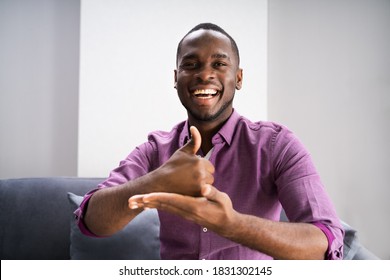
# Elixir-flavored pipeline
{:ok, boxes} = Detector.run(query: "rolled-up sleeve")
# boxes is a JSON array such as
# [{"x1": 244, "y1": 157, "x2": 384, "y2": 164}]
[
  {"x1": 313, "y1": 222, "x2": 344, "y2": 260},
  {"x1": 73, "y1": 189, "x2": 100, "y2": 237},
  {"x1": 73, "y1": 140, "x2": 157, "y2": 237},
  {"x1": 273, "y1": 128, "x2": 345, "y2": 260}
]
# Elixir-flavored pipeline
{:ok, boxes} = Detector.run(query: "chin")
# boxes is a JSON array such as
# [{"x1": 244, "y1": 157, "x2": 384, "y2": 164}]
[{"x1": 190, "y1": 107, "x2": 232, "y2": 123}]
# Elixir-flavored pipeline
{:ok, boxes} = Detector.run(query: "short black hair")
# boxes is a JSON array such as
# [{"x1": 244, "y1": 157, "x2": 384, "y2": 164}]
[{"x1": 176, "y1": 23, "x2": 240, "y2": 66}]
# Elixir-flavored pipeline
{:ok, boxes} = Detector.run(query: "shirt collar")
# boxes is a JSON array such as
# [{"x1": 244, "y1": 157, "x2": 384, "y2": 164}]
[
  {"x1": 216, "y1": 109, "x2": 241, "y2": 146},
  {"x1": 179, "y1": 109, "x2": 241, "y2": 147}
]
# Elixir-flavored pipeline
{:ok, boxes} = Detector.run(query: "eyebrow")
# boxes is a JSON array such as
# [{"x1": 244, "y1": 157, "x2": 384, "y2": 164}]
[
  {"x1": 180, "y1": 53, "x2": 231, "y2": 61},
  {"x1": 211, "y1": 53, "x2": 230, "y2": 60},
  {"x1": 181, "y1": 54, "x2": 198, "y2": 61}
]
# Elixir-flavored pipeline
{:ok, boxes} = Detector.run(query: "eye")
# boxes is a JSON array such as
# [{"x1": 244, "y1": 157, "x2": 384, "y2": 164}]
[
  {"x1": 180, "y1": 61, "x2": 198, "y2": 70},
  {"x1": 213, "y1": 61, "x2": 227, "y2": 68}
]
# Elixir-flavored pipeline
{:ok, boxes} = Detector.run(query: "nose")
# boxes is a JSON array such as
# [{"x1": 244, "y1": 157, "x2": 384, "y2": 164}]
[{"x1": 195, "y1": 65, "x2": 215, "y2": 83}]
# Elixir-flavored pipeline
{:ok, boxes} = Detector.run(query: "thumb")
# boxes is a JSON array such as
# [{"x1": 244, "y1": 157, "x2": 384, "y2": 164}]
[{"x1": 180, "y1": 126, "x2": 201, "y2": 155}]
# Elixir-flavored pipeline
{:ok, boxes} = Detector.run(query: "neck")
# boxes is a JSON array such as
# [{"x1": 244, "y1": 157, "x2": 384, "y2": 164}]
[
  {"x1": 188, "y1": 111, "x2": 232, "y2": 154},
  {"x1": 194, "y1": 124, "x2": 216, "y2": 155}
]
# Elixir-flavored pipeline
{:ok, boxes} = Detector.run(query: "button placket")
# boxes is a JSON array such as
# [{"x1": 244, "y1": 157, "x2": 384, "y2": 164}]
[
  {"x1": 198, "y1": 142, "x2": 223, "y2": 259},
  {"x1": 199, "y1": 226, "x2": 211, "y2": 260}
]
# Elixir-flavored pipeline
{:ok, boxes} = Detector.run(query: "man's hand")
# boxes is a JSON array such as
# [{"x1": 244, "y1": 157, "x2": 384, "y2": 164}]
[
  {"x1": 128, "y1": 126, "x2": 236, "y2": 235},
  {"x1": 148, "y1": 126, "x2": 215, "y2": 197},
  {"x1": 129, "y1": 183, "x2": 237, "y2": 237}
]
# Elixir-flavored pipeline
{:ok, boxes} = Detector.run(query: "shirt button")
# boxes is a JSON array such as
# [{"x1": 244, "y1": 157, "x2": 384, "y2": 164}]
[{"x1": 203, "y1": 227, "x2": 208, "y2": 232}]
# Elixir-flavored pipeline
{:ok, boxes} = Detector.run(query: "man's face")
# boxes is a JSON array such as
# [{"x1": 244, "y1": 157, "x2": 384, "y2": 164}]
[{"x1": 175, "y1": 30, "x2": 242, "y2": 124}]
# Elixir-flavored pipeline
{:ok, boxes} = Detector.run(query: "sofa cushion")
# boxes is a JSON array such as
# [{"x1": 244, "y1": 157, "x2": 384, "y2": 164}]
[
  {"x1": 0, "y1": 177, "x2": 103, "y2": 260},
  {"x1": 67, "y1": 192, "x2": 160, "y2": 260}
]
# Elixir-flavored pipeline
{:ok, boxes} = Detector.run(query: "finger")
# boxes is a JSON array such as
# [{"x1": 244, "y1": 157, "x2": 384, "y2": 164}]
[
  {"x1": 202, "y1": 167, "x2": 215, "y2": 185},
  {"x1": 201, "y1": 184, "x2": 212, "y2": 197},
  {"x1": 203, "y1": 158, "x2": 215, "y2": 174},
  {"x1": 128, "y1": 194, "x2": 147, "y2": 209},
  {"x1": 143, "y1": 192, "x2": 204, "y2": 214},
  {"x1": 179, "y1": 126, "x2": 201, "y2": 155},
  {"x1": 201, "y1": 184, "x2": 225, "y2": 203}
]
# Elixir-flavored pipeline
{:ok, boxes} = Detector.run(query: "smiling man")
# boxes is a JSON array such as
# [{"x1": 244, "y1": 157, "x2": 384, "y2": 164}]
[{"x1": 75, "y1": 23, "x2": 344, "y2": 260}]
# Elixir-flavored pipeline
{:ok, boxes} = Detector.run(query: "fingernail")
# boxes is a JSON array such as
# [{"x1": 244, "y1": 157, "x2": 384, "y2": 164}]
[
  {"x1": 129, "y1": 202, "x2": 139, "y2": 209},
  {"x1": 202, "y1": 187, "x2": 209, "y2": 196}
]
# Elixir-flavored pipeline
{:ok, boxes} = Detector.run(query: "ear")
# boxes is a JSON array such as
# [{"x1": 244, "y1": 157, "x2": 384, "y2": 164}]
[
  {"x1": 174, "y1": 69, "x2": 178, "y2": 89},
  {"x1": 235, "y1": 68, "x2": 243, "y2": 90}
]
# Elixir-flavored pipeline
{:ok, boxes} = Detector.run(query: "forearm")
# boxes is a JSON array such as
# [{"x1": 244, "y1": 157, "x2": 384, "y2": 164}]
[
  {"x1": 84, "y1": 172, "x2": 160, "y2": 236},
  {"x1": 223, "y1": 212, "x2": 328, "y2": 260}
]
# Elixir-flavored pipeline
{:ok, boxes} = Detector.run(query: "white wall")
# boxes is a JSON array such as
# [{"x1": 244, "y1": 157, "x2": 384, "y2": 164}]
[
  {"x1": 78, "y1": 0, "x2": 268, "y2": 177},
  {"x1": 0, "y1": 0, "x2": 80, "y2": 178},
  {"x1": 2, "y1": 0, "x2": 388, "y2": 260},
  {"x1": 268, "y1": 0, "x2": 390, "y2": 259}
]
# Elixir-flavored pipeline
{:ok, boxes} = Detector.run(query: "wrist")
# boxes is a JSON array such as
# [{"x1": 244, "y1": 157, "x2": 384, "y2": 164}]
[{"x1": 219, "y1": 210, "x2": 243, "y2": 239}]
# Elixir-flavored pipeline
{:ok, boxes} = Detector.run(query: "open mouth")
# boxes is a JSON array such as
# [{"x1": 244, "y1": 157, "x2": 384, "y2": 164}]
[{"x1": 193, "y1": 89, "x2": 219, "y2": 99}]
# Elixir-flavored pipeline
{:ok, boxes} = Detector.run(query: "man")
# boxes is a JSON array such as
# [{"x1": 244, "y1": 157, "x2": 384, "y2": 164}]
[{"x1": 75, "y1": 23, "x2": 344, "y2": 260}]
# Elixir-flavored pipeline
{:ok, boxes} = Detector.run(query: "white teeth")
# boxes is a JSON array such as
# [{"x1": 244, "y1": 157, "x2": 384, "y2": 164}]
[{"x1": 194, "y1": 89, "x2": 217, "y2": 95}]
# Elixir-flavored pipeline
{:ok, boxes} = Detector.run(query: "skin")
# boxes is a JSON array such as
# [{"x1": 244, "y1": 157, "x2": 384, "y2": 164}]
[{"x1": 84, "y1": 29, "x2": 328, "y2": 259}]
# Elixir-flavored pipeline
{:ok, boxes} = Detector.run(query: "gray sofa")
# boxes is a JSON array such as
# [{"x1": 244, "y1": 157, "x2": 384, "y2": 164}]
[{"x1": 0, "y1": 177, "x2": 379, "y2": 260}]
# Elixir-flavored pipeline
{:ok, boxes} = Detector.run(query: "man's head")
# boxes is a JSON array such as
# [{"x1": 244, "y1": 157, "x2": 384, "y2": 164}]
[
  {"x1": 176, "y1": 23, "x2": 240, "y2": 67},
  {"x1": 174, "y1": 23, "x2": 243, "y2": 125}
]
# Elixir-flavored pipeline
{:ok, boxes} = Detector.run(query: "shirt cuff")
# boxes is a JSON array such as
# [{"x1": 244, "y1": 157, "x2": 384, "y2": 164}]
[
  {"x1": 73, "y1": 189, "x2": 102, "y2": 238},
  {"x1": 312, "y1": 222, "x2": 343, "y2": 260}
]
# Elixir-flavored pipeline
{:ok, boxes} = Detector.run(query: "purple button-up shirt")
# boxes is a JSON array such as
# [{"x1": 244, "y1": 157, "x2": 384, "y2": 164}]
[{"x1": 75, "y1": 110, "x2": 344, "y2": 260}]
